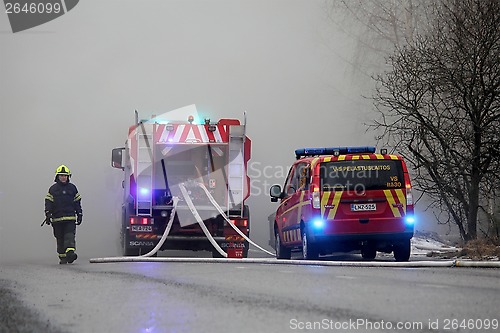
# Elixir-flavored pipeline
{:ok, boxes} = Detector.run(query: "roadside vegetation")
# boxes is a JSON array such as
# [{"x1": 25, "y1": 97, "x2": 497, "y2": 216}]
[{"x1": 330, "y1": 0, "x2": 499, "y2": 247}]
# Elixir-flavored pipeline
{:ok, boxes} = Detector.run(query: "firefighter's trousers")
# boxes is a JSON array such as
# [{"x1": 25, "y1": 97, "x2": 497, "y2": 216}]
[{"x1": 52, "y1": 221, "x2": 76, "y2": 255}]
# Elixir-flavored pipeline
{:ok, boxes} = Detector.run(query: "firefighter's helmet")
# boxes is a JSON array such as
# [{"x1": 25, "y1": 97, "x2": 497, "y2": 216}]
[{"x1": 55, "y1": 164, "x2": 71, "y2": 181}]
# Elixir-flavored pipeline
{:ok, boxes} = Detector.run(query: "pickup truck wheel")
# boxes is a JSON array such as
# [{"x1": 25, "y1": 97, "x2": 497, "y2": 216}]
[
  {"x1": 302, "y1": 230, "x2": 319, "y2": 260},
  {"x1": 393, "y1": 239, "x2": 411, "y2": 262},
  {"x1": 275, "y1": 231, "x2": 291, "y2": 259}
]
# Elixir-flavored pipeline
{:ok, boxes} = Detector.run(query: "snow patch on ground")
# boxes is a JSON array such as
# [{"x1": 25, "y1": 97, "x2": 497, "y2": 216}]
[{"x1": 411, "y1": 236, "x2": 460, "y2": 256}]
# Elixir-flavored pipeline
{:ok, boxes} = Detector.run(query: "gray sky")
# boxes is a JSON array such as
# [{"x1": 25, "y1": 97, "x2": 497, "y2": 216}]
[{"x1": 0, "y1": 0, "x2": 400, "y2": 262}]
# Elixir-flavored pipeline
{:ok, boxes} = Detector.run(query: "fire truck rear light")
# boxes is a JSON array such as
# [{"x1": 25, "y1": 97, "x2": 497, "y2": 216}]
[
  {"x1": 130, "y1": 218, "x2": 136, "y2": 225},
  {"x1": 312, "y1": 191, "x2": 321, "y2": 209},
  {"x1": 406, "y1": 185, "x2": 413, "y2": 206},
  {"x1": 229, "y1": 219, "x2": 248, "y2": 227},
  {"x1": 142, "y1": 218, "x2": 148, "y2": 225}
]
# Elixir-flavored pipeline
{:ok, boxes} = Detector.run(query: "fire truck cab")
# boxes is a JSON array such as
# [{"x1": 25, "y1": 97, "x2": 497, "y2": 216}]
[
  {"x1": 270, "y1": 146, "x2": 414, "y2": 261},
  {"x1": 112, "y1": 111, "x2": 251, "y2": 258}
]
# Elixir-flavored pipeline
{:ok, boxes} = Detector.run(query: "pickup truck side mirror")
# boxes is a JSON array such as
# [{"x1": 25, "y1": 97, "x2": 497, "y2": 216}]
[{"x1": 270, "y1": 184, "x2": 283, "y2": 202}]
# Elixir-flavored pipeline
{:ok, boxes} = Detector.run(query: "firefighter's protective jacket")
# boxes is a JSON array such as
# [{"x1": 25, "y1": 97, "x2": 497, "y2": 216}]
[{"x1": 45, "y1": 181, "x2": 82, "y2": 223}]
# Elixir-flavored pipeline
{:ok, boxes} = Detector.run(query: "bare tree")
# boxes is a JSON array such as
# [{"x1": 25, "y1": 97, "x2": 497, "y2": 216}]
[
  {"x1": 372, "y1": 0, "x2": 500, "y2": 241},
  {"x1": 326, "y1": 0, "x2": 435, "y2": 74}
]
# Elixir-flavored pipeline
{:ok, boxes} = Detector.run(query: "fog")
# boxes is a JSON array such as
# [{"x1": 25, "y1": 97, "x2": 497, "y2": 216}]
[{"x1": 0, "y1": 0, "x2": 427, "y2": 263}]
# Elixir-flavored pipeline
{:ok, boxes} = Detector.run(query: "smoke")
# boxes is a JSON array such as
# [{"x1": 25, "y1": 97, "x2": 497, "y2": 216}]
[{"x1": 0, "y1": 0, "x2": 381, "y2": 263}]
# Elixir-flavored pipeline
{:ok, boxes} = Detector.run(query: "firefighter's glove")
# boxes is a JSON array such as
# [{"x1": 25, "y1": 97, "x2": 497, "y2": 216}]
[
  {"x1": 44, "y1": 211, "x2": 52, "y2": 225},
  {"x1": 76, "y1": 214, "x2": 83, "y2": 225}
]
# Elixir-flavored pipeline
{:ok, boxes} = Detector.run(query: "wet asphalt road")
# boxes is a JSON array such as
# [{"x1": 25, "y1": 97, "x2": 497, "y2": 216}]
[{"x1": 1, "y1": 252, "x2": 499, "y2": 333}]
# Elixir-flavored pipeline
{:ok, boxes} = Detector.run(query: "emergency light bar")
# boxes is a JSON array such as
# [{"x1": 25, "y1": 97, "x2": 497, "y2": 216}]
[{"x1": 295, "y1": 146, "x2": 376, "y2": 159}]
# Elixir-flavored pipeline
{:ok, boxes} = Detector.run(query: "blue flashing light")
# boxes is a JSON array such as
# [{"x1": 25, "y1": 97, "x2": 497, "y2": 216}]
[
  {"x1": 405, "y1": 216, "x2": 415, "y2": 226},
  {"x1": 139, "y1": 188, "x2": 150, "y2": 197},
  {"x1": 346, "y1": 146, "x2": 376, "y2": 153},
  {"x1": 312, "y1": 219, "x2": 325, "y2": 229},
  {"x1": 295, "y1": 146, "x2": 376, "y2": 158}
]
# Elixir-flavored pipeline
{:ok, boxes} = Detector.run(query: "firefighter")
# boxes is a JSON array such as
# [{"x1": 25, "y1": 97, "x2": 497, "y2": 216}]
[{"x1": 44, "y1": 165, "x2": 83, "y2": 264}]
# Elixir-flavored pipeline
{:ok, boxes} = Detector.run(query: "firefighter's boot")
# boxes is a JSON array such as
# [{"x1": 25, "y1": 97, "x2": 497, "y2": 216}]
[
  {"x1": 66, "y1": 249, "x2": 77, "y2": 263},
  {"x1": 59, "y1": 254, "x2": 67, "y2": 265}
]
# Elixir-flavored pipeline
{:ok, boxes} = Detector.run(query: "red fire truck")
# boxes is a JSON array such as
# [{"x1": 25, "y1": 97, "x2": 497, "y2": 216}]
[
  {"x1": 270, "y1": 146, "x2": 414, "y2": 261},
  {"x1": 112, "y1": 111, "x2": 251, "y2": 258}
]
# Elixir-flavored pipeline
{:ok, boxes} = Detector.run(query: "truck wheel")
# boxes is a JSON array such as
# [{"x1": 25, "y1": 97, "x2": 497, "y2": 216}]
[
  {"x1": 122, "y1": 234, "x2": 140, "y2": 256},
  {"x1": 275, "y1": 231, "x2": 291, "y2": 259},
  {"x1": 124, "y1": 247, "x2": 140, "y2": 256},
  {"x1": 361, "y1": 242, "x2": 377, "y2": 260},
  {"x1": 243, "y1": 205, "x2": 250, "y2": 258},
  {"x1": 141, "y1": 249, "x2": 157, "y2": 257},
  {"x1": 212, "y1": 248, "x2": 225, "y2": 258},
  {"x1": 302, "y1": 230, "x2": 319, "y2": 260},
  {"x1": 242, "y1": 240, "x2": 249, "y2": 258},
  {"x1": 393, "y1": 239, "x2": 411, "y2": 262}
]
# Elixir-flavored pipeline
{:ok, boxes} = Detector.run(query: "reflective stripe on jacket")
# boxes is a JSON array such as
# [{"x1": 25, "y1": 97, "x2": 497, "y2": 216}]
[{"x1": 45, "y1": 181, "x2": 82, "y2": 223}]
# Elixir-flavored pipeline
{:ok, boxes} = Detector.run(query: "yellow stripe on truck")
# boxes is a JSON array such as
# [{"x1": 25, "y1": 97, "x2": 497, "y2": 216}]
[
  {"x1": 321, "y1": 192, "x2": 331, "y2": 216},
  {"x1": 395, "y1": 189, "x2": 406, "y2": 213},
  {"x1": 327, "y1": 191, "x2": 343, "y2": 219},
  {"x1": 383, "y1": 190, "x2": 401, "y2": 217}
]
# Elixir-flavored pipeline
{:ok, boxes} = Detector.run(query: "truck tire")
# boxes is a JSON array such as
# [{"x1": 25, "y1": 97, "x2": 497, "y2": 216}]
[
  {"x1": 275, "y1": 230, "x2": 291, "y2": 259},
  {"x1": 393, "y1": 239, "x2": 411, "y2": 262},
  {"x1": 242, "y1": 205, "x2": 250, "y2": 258},
  {"x1": 212, "y1": 248, "x2": 225, "y2": 258},
  {"x1": 122, "y1": 232, "x2": 139, "y2": 256},
  {"x1": 123, "y1": 246, "x2": 140, "y2": 256},
  {"x1": 302, "y1": 229, "x2": 319, "y2": 260}
]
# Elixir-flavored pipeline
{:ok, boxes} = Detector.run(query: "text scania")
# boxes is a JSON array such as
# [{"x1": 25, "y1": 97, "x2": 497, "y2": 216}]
[{"x1": 289, "y1": 318, "x2": 423, "y2": 330}]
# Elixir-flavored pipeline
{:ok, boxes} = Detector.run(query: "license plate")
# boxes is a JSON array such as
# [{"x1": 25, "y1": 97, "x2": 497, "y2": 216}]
[
  {"x1": 351, "y1": 203, "x2": 376, "y2": 211},
  {"x1": 131, "y1": 225, "x2": 153, "y2": 232}
]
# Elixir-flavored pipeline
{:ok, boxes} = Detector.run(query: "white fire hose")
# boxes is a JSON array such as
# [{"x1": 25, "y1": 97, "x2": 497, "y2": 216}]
[
  {"x1": 140, "y1": 197, "x2": 179, "y2": 257},
  {"x1": 178, "y1": 183, "x2": 228, "y2": 257},
  {"x1": 142, "y1": 181, "x2": 274, "y2": 258},
  {"x1": 195, "y1": 182, "x2": 275, "y2": 256}
]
